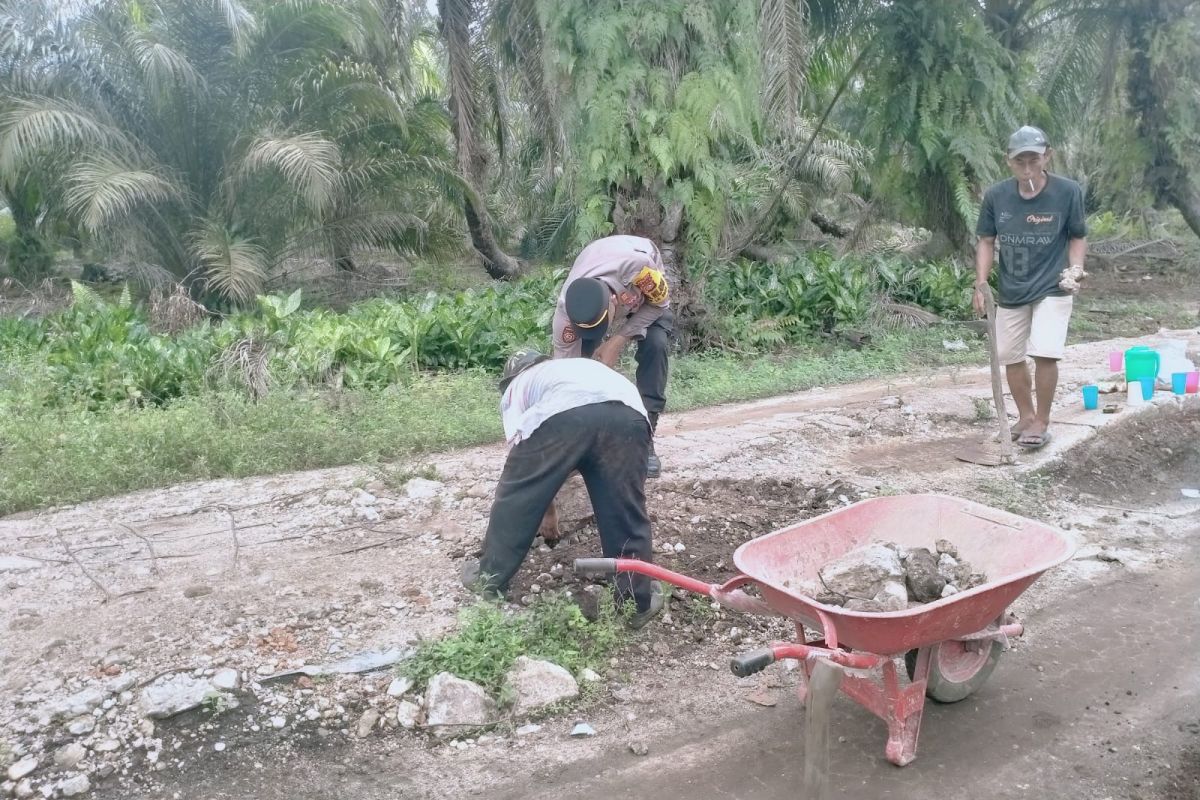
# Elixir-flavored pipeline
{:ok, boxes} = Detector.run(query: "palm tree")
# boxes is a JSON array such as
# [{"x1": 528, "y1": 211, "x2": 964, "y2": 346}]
[
  {"x1": 437, "y1": 0, "x2": 523, "y2": 279},
  {"x1": 0, "y1": 0, "x2": 461, "y2": 304}
]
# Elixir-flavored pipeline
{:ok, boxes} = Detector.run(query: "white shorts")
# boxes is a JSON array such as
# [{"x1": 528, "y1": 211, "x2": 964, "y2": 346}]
[{"x1": 995, "y1": 295, "x2": 1074, "y2": 365}]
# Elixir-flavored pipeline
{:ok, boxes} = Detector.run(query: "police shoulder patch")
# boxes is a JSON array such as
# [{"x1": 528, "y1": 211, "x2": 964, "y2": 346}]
[
  {"x1": 561, "y1": 325, "x2": 577, "y2": 343},
  {"x1": 633, "y1": 266, "x2": 669, "y2": 304}
]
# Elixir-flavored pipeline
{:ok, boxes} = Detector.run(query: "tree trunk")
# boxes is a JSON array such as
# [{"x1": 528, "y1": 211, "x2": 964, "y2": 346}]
[
  {"x1": 1126, "y1": 0, "x2": 1200, "y2": 240},
  {"x1": 438, "y1": 0, "x2": 523, "y2": 280}
]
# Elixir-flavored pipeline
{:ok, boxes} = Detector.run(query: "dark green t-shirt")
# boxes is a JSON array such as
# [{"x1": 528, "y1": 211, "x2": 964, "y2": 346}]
[{"x1": 975, "y1": 173, "x2": 1087, "y2": 308}]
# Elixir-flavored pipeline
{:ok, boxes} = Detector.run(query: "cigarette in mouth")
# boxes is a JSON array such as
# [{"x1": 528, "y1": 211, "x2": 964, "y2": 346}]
[{"x1": 1027, "y1": 178, "x2": 1034, "y2": 192}]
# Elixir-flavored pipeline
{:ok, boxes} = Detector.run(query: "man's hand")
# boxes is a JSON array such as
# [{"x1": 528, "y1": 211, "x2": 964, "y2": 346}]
[
  {"x1": 1058, "y1": 264, "x2": 1086, "y2": 294},
  {"x1": 537, "y1": 502, "x2": 561, "y2": 548},
  {"x1": 972, "y1": 284, "x2": 989, "y2": 318},
  {"x1": 592, "y1": 335, "x2": 629, "y2": 368}
]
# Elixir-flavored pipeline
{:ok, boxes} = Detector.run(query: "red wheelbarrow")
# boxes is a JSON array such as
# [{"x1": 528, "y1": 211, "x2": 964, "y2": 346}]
[{"x1": 574, "y1": 494, "x2": 1075, "y2": 766}]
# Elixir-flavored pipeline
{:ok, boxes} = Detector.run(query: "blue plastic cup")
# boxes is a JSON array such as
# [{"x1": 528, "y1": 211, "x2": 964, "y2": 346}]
[
  {"x1": 1139, "y1": 376, "x2": 1155, "y2": 400},
  {"x1": 1081, "y1": 384, "x2": 1099, "y2": 409},
  {"x1": 1172, "y1": 372, "x2": 1188, "y2": 395}
]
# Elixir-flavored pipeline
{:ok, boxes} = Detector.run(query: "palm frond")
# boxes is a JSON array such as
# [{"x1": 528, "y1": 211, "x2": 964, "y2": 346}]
[
  {"x1": 241, "y1": 133, "x2": 342, "y2": 214},
  {"x1": 189, "y1": 220, "x2": 270, "y2": 305},
  {"x1": 0, "y1": 96, "x2": 126, "y2": 174},
  {"x1": 66, "y1": 156, "x2": 182, "y2": 233},
  {"x1": 209, "y1": 0, "x2": 259, "y2": 56},
  {"x1": 126, "y1": 30, "x2": 208, "y2": 102},
  {"x1": 759, "y1": 0, "x2": 809, "y2": 131}
]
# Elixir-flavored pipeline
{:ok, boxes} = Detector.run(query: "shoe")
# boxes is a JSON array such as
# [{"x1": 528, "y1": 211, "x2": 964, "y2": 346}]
[
  {"x1": 628, "y1": 581, "x2": 664, "y2": 630},
  {"x1": 646, "y1": 447, "x2": 661, "y2": 479}
]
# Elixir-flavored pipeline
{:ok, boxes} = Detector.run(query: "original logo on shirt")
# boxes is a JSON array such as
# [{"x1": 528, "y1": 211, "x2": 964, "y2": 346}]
[
  {"x1": 561, "y1": 325, "x2": 577, "y2": 344},
  {"x1": 1026, "y1": 213, "x2": 1056, "y2": 224},
  {"x1": 632, "y1": 266, "x2": 669, "y2": 304}
]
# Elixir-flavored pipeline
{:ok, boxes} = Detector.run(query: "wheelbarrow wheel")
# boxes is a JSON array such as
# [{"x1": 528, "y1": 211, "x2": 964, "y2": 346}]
[{"x1": 904, "y1": 639, "x2": 1004, "y2": 704}]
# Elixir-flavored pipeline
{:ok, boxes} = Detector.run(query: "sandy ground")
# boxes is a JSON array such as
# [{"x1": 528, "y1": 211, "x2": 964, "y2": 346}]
[{"x1": 3, "y1": 326, "x2": 1199, "y2": 800}]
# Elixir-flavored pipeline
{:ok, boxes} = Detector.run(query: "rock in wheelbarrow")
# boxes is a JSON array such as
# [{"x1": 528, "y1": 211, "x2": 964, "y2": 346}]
[
  {"x1": 903, "y1": 548, "x2": 946, "y2": 603},
  {"x1": 817, "y1": 543, "x2": 904, "y2": 602}
]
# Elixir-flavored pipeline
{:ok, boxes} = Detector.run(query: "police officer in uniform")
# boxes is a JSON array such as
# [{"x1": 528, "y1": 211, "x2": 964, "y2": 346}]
[
  {"x1": 552, "y1": 235, "x2": 673, "y2": 478},
  {"x1": 462, "y1": 350, "x2": 664, "y2": 628}
]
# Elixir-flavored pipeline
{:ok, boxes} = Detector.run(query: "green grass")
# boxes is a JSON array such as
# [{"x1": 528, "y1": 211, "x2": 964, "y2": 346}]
[
  {"x1": 0, "y1": 326, "x2": 985, "y2": 516},
  {"x1": 399, "y1": 592, "x2": 625, "y2": 698},
  {"x1": 1068, "y1": 297, "x2": 1198, "y2": 342}
]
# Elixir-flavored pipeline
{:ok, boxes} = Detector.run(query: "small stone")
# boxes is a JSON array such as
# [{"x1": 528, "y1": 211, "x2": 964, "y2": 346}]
[
  {"x1": 14, "y1": 780, "x2": 33, "y2": 799},
  {"x1": 903, "y1": 548, "x2": 946, "y2": 603},
  {"x1": 395, "y1": 700, "x2": 420, "y2": 729},
  {"x1": 210, "y1": 668, "x2": 240, "y2": 691},
  {"x1": 934, "y1": 539, "x2": 958, "y2": 558},
  {"x1": 270, "y1": 715, "x2": 287, "y2": 729},
  {"x1": 93, "y1": 739, "x2": 121, "y2": 753},
  {"x1": 387, "y1": 677, "x2": 413, "y2": 697},
  {"x1": 356, "y1": 709, "x2": 380, "y2": 738},
  {"x1": 351, "y1": 489, "x2": 377, "y2": 507},
  {"x1": 504, "y1": 657, "x2": 580, "y2": 717},
  {"x1": 515, "y1": 723, "x2": 542, "y2": 736},
  {"x1": 354, "y1": 506, "x2": 381, "y2": 522},
  {"x1": 728, "y1": 627, "x2": 744, "y2": 644},
  {"x1": 673, "y1": 542, "x2": 686, "y2": 553},
  {"x1": 183, "y1": 584, "x2": 212, "y2": 598},
  {"x1": 651, "y1": 642, "x2": 670, "y2": 657},
  {"x1": 58, "y1": 775, "x2": 90, "y2": 797},
  {"x1": 53, "y1": 744, "x2": 86, "y2": 769},
  {"x1": 579, "y1": 668, "x2": 601, "y2": 683},
  {"x1": 940, "y1": 584, "x2": 960, "y2": 598},
  {"x1": 628, "y1": 739, "x2": 650, "y2": 756},
  {"x1": 570, "y1": 722, "x2": 596, "y2": 737},
  {"x1": 214, "y1": 742, "x2": 226, "y2": 752},
  {"x1": 7, "y1": 758, "x2": 37, "y2": 781},
  {"x1": 66, "y1": 716, "x2": 95, "y2": 736}
]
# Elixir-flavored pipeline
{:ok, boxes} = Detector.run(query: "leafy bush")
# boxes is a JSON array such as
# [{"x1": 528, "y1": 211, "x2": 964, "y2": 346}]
[
  {"x1": 697, "y1": 251, "x2": 973, "y2": 348},
  {"x1": 1, "y1": 253, "x2": 971, "y2": 408}
]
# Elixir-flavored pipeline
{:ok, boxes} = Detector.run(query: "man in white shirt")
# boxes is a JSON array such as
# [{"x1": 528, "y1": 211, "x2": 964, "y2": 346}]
[{"x1": 462, "y1": 350, "x2": 662, "y2": 627}]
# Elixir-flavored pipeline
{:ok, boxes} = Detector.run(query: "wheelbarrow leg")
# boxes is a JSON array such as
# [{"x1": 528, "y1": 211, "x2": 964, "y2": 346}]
[{"x1": 881, "y1": 649, "x2": 931, "y2": 766}]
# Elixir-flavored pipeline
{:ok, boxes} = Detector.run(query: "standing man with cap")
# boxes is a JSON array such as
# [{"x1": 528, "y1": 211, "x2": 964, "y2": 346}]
[
  {"x1": 974, "y1": 125, "x2": 1088, "y2": 450},
  {"x1": 552, "y1": 235, "x2": 673, "y2": 478},
  {"x1": 462, "y1": 349, "x2": 663, "y2": 628}
]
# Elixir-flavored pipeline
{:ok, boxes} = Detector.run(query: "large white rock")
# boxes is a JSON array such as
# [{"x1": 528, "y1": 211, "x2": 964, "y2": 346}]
[
  {"x1": 503, "y1": 657, "x2": 579, "y2": 717},
  {"x1": 817, "y1": 543, "x2": 903, "y2": 600},
  {"x1": 404, "y1": 478, "x2": 444, "y2": 500},
  {"x1": 423, "y1": 673, "x2": 496, "y2": 736},
  {"x1": 139, "y1": 673, "x2": 220, "y2": 719},
  {"x1": 210, "y1": 669, "x2": 240, "y2": 691},
  {"x1": 53, "y1": 743, "x2": 86, "y2": 770}
]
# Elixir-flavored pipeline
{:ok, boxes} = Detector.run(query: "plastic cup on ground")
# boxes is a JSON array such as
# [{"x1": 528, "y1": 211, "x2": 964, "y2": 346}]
[
  {"x1": 1081, "y1": 385, "x2": 1099, "y2": 410},
  {"x1": 1187, "y1": 372, "x2": 1199, "y2": 394},
  {"x1": 1126, "y1": 382, "x2": 1144, "y2": 407},
  {"x1": 1139, "y1": 377, "x2": 1155, "y2": 401},
  {"x1": 1108, "y1": 351, "x2": 1122, "y2": 372},
  {"x1": 1172, "y1": 372, "x2": 1188, "y2": 395}
]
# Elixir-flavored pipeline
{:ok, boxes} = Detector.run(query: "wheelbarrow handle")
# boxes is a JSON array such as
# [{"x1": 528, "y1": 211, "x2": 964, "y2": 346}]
[
  {"x1": 573, "y1": 558, "x2": 617, "y2": 578},
  {"x1": 730, "y1": 648, "x2": 776, "y2": 678}
]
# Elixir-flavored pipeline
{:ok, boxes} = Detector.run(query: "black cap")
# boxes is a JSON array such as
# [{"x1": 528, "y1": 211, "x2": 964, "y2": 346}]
[{"x1": 564, "y1": 277, "x2": 610, "y2": 341}]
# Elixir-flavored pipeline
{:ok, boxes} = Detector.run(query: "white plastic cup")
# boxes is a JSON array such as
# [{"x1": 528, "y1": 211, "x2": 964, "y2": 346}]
[{"x1": 1126, "y1": 381, "x2": 1145, "y2": 407}]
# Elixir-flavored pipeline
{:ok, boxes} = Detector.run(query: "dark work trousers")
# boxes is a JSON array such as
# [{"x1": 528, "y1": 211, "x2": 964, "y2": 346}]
[
  {"x1": 581, "y1": 310, "x2": 672, "y2": 432},
  {"x1": 478, "y1": 402, "x2": 654, "y2": 611}
]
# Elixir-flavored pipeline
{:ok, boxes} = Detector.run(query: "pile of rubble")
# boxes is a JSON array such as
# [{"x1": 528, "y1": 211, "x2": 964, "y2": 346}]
[
  {"x1": 1, "y1": 653, "x2": 592, "y2": 799},
  {"x1": 808, "y1": 539, "x2": 987, "y2": 612}
]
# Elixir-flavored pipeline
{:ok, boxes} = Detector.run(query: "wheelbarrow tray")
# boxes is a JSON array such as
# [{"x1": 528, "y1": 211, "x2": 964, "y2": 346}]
[{"x1": 733, "y1": 493, "x2": 1075, "y2": 656}]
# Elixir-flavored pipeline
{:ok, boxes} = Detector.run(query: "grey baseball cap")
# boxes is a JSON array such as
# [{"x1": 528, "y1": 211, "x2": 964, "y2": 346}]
[{"x1": 1007, "y1": 125, "x2": 1048, "y2": 157}]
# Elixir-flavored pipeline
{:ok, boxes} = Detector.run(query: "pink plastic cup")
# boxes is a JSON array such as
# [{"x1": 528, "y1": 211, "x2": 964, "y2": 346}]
[
  {"x1": 1187, "y1": 372, "x2": 1199, "y2": 394},
  {"x1": 1108, "y1": 351, "x2": 1123, "y2": 372}
]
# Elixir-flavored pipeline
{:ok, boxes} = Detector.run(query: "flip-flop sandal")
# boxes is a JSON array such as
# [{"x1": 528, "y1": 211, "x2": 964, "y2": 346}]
[{"x1": 1016, "y1": 431, "x2": 1052, "y2": 450}]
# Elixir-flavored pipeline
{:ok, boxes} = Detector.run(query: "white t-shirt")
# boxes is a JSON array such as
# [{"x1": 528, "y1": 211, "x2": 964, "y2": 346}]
[{"x1": 500, "y1": 358, "x2": 648, "y2": 446}]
